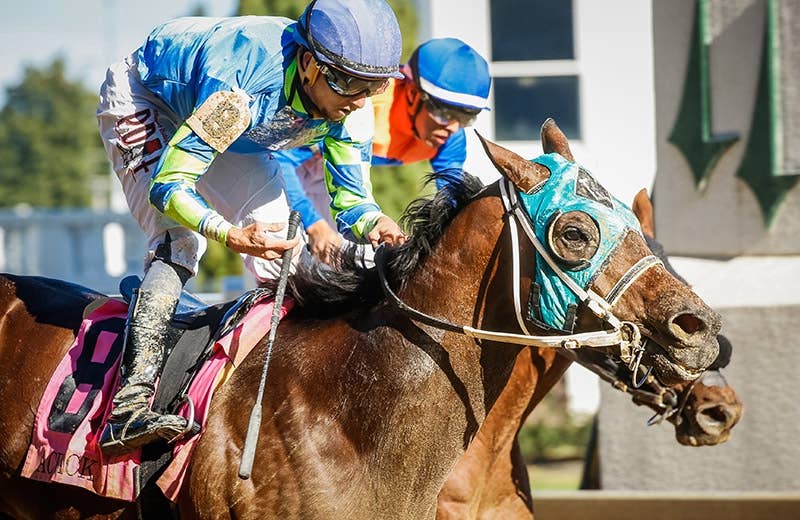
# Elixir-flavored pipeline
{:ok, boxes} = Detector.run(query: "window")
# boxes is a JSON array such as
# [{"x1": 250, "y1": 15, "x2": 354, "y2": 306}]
[
  {"x1": 490, "y1": 0, "x2": 581, "y2": 140},
  {"x1": 494, "y1": 76, "x2": 580, "y2": 141},
  {"x1": 490, "y1": 0, "x2": 574, "y2": 61}
]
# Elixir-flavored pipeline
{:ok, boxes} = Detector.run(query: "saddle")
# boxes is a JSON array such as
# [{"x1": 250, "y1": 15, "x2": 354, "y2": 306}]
[
  {"x1": 119, "y1": 276, "x2": 276, "y2": 489},
  {"x1": 118, "y1": 275, "x2": 271, "y2": 410}
]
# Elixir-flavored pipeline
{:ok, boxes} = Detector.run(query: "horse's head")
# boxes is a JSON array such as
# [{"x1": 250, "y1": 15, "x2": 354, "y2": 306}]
[
  {"x1": 575, "y1": 330, "x2": 741, "y2": 447},
  {"x1": 664, "y1": 333, "x2": 741, "y2": 445},
  {"x1": 477, "y1": 119, "x2": 721, "y2": 384},
  {"x1": 670, "y1": 368, "x2": 742, "y2": 445}
]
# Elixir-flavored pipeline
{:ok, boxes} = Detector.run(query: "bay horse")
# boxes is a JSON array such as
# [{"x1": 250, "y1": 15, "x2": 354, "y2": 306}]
[
  {"x1": 435, "y1": 346, "x2": 742, "y2": 520},
  {"x1": 0, "y1": 120, "x2": 722, "y2": 519},
  {"x1": 435, "y1": 188, "x2": 742, "y2": 520}
]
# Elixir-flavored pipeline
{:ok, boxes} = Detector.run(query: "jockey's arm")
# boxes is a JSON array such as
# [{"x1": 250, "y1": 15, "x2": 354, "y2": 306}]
[
  {"x1": 273, "y1": 146, "x2": 344, "y2": 262},
  {"x1": 321, "y1": 104, "x2": 403, "y2": 245},
  {"x1": 146, "y1": 21, "x2": 301, "y2": 257},
  {"x1": 148, "y1": 123, "x2": 231, "y2": 242},
  {"x1": 148, "y1": 123, "x2": 298, "y2": 258},
  {"x1": 322, "y1": 139, "x2": 382, "y2": 241}
]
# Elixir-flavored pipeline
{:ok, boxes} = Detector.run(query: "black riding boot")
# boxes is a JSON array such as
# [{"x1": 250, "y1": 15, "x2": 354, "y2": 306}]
[{"x1": 99, "y1": 261, "x2": 189, "y2": 457}]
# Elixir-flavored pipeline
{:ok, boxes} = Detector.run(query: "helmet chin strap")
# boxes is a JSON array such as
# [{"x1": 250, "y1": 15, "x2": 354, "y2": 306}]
[{"x1": 295, "y1": 49, "x2": 323, "y2": 118}]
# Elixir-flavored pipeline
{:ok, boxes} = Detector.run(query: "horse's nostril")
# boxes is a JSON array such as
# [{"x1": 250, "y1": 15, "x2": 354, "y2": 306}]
[
  {"x1": 705, "y1": 405, "x2": 727, "y2": 423},
  {"x1": 696, "y1": 404, "x2": 732, "y2": 433},
  {"x1": 671, "y1": 313, "x2": 705, "y2": 335}
]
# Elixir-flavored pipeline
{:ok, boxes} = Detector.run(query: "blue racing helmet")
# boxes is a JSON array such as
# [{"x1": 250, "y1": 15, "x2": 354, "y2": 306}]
[
  {"x1": 294, "y1": 0, "x2": 404, "y2": 80},
  {"x1": 410, "y1": 38, "x2": 491, "y2": 111}
]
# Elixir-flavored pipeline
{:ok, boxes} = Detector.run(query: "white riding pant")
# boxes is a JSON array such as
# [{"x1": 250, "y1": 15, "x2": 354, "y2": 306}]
[{"x1": 96, "y1": 54, "x2": 305, "y2": 283}]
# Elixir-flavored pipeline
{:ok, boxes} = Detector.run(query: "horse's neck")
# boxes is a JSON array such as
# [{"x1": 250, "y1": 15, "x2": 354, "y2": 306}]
[
  {"x1": 401, "y1": 196, "x2": 522, "y2": 401},
  {"x1": 423, "y1": 199, "x2": 580, "y2": 511},
  {"x1": 358, "y1": 197, "x2": 529, "y2": 491}
]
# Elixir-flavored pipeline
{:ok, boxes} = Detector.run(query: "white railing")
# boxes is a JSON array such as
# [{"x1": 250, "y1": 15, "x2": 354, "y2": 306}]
[{"x1": 0, "y1": 207, "x2": 146, "y2": 294}]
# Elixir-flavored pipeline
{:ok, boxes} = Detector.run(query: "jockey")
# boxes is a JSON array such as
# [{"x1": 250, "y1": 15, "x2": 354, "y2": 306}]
[
  {"x1": 274, "y1": 38, "x2": 492, "y2": 262},
  {"x1": 95, "y1": 0, "x2": 404, "y2": 457}
]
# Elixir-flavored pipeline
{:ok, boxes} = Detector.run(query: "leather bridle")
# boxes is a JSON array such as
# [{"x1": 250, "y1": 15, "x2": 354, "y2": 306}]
[
  {"x1": 561, "y1": 347, "x2": 685, "y2": 426},
  {"x1": 375, "y1": 178, "x2": 665, "y2": 389}
]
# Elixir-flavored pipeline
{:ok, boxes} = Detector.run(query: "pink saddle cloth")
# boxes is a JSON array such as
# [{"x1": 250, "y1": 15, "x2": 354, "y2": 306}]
[{"x1": 21, "y1": 294, "x2": 293, "y2": 502}]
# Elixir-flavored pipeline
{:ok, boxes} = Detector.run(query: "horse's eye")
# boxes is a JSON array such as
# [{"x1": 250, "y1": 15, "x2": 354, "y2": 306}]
[
  {"x1": 546, "y1": 211, "x2": 600, "y2": 270},
  {"x1": 564, "y1": 228, "x2": 584, "y2": 242}
]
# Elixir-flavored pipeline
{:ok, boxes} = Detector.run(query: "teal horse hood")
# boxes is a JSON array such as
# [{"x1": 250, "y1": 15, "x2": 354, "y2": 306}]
[{"x1": 519, "y1": 153, "x2": 643, "y2": 331}]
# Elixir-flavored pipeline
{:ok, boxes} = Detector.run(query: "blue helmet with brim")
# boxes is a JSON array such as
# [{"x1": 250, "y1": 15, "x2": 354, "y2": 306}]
[
  {"x1": 294, "y1": 0, "x2": 404, "y2": 80},
  {"x1": 410, "y1": 38, "x2": 491, "y2": 111}
]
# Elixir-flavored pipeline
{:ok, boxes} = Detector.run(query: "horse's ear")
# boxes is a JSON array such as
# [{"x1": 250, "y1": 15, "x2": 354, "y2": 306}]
[
  {"x1": 475, "y1": 131, "x2": 551, "y2": 194},
  {"x1": 540, "y1": 118, "x2": 575, "y2": 162},
  {"x1": 631, "y1": 188, "x2": 656, "y2": 238}
]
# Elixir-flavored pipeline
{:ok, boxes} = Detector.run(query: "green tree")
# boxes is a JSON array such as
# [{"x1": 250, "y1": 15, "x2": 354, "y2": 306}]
[
  {"x1": 197, "y1": 239, "x2": 243, "y2": 291},
  {"x1": 366, "y1": 0, "x2": 425, "y2": 220},
  {"x1": 387, "y1": 0, "x2": 419, "y2": 61},
  {"x1": 237, "y1": 0, "x2": 306, "y2": 18},
  {"x1": 188, "y1": 2, "x2": 209, "y2": 16},
  {"x1": 371, "y1": 162, "x2": 432, "y2": 221},
  {"x1": 0, "y1": 57, "x2": 107, "y2": 208}
]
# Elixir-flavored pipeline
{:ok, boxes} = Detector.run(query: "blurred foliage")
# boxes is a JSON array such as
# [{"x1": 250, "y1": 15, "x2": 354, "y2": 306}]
[
  {"x1": 197, "y1": 238, "x2": 243, "y2": 291},
  {"x1": 371, "y1": 162, "x2": 434, "y2": 222},
  {"x1": 518, "y1": 383, "x2": 594, "y2": 463},
  {"x1": 387, "y1": 0, "x2": 420, "y2": 61},
  {"x1": 518, "y1": 420, "x2": 592, "y2": 463},
  {"x1": 237, "y1": 0, "x2": 307, "y2": 18},
  {"x1": 188, "y1": 2, "x2": 209, "y2": 16},
  {"x1": 0, "y1": 57, "x2": 107, "y2": 208}
]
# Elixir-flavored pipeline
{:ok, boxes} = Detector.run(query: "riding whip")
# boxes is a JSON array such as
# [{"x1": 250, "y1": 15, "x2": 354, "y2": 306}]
[{"x1": 238, "y1": 210, "x2": 301, "y2": 480}]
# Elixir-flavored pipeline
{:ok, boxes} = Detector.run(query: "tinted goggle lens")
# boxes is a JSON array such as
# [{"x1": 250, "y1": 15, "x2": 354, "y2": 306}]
[
  {"x1": 423, "y1": 95, "x2": 480, "y2": 127},
  {"x1": 319, "y1": 64, "x2": 389, "y2": 97}
]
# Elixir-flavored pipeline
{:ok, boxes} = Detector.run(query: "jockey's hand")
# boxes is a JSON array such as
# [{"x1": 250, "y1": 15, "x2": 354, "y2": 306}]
[
  {"x1": 306, "y1": 220, "x2": 342, "y2": 264},
  {"x1": 367, "y1": 215, "x2": 406, "y2": 249},
  {"x1": 226, "y1": 222, "x2": 301, "y2": 260}
]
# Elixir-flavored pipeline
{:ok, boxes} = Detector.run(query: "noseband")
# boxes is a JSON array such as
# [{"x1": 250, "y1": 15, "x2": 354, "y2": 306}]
[{"x1": 376, "y1": 178, "x2": 664, "y2": 388}]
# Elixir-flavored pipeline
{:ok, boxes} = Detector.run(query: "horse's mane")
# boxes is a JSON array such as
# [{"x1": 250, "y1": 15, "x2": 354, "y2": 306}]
[{"x1": 289, "y1": 171, "x2": 486, "y2": 317}]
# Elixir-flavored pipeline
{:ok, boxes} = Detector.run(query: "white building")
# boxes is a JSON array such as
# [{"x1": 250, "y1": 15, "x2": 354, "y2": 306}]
[{"x1": 415, "y1": 0, "x2": 657, "y2": 206}]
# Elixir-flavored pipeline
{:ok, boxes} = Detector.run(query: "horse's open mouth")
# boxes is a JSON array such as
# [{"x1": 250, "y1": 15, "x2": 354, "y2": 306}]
[{"x1": 642, "y1": 332, "x2": 706, "y2": 381}]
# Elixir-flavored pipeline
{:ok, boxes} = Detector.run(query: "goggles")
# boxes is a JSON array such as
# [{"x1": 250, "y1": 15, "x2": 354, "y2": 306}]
[
  {"x1": 317, "y1": 62, "x2": 389, "y2": 97},
  {"x1": 421, "y1": 93, "x2": 480, "y2": 127}
]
